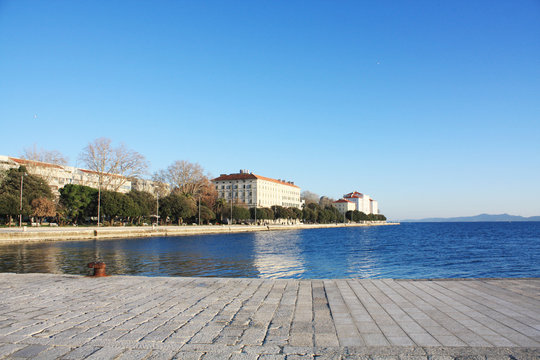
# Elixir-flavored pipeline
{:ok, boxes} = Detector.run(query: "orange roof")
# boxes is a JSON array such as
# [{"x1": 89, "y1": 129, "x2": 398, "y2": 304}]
[
  {"x1": 212, "y1": 173, "x2": 299, "y2": 188},
  {"x1": 344, "y1": 191, "x2": 363, "y2": 198},
  {"x1": 9, "y1": 157, "x2": 64, "y2": 170},
  {"x1": 334, "y1": 199, "x2": 352, "y2": 203}
]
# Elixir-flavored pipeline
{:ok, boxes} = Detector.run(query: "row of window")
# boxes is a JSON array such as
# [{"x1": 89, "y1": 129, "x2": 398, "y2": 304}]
[
  {"x1": 219, "y1": 192, "x2": 253, "y2": 197},
  {"x1": 215, "y1": 184, "x2": 253, "y2": 190}
]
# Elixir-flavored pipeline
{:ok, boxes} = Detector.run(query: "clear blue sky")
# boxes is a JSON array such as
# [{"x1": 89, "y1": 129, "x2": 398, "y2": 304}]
[{"x1": 1, "y1": 1, "x2": 539, "y2": 219}]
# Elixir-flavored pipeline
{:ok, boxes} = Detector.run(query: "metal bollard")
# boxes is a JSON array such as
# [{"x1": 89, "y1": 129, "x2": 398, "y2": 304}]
[{"x1": 88, "y1": 262, "x2": 107, "y2": 277}]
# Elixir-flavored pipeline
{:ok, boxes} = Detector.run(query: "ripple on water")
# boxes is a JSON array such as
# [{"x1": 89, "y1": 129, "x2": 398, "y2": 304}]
[{"x1": 0, "y1": 222, "x2": 539, "y2": 279}]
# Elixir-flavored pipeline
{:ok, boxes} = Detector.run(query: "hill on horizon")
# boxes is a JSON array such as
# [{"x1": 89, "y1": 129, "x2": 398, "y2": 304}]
[{"x1": 400, "y1": 213, "x2": 540, "y2": 222}]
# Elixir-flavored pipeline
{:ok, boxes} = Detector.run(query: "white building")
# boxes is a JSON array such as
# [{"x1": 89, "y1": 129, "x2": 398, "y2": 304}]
[
  {"x1": 333, "y1": 198, "x2": 356, "y2": 214},
  {"x1": 369, "y1": 198, "x2": 379, "y2": 214},
  {"x1": 333, "y1": 191, "x2": 379, "y2": 215},
  {"x1": 212, "y1": 170, "x2": 302, "y2": 209},
  {"x1": 0, "y1": 155, "x2": 161, "y2": 196}
]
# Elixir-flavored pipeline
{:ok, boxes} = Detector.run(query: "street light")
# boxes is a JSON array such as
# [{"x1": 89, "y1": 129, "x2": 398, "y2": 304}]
[
  {"x1": 97, "y1": 177, "x2": 101, "y2": 227},
  {"x1": 230, "y1": 186, "x2": 234, "y2": 225},
  {"x1": 155, "y1": 191, "x2": 159, "y2": 226},
  {"x1": 19, "y1": 172, "x2": 27, "y2": 227},
  {"x1": 254, "y1": 203, "x2": 257, "y2": 225}
]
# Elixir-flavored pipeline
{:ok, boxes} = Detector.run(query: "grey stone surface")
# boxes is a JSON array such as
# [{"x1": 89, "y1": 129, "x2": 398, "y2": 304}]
[{"x1": 0, "y1": 274, "x2": 538, "y2": 359}]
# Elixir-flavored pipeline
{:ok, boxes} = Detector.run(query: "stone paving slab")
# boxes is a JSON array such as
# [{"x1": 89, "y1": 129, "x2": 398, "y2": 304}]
[{"x1": 0, "y1": 274, "x2": 538, "y2": 359}]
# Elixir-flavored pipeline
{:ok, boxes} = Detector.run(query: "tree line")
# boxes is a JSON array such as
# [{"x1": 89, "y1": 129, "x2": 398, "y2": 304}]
[
  {"x1": 0, "y1": 139, "x2": 387, "y2": 225},
  {"x1": 0, "y1": 170, "x2": 386, "y2": 225}
]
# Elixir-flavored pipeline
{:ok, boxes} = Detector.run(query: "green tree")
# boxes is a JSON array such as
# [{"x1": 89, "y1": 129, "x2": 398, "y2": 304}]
[
  {"x1": 251, "y1": 207, "x2": 274, "y2": 221},
  {"x1": 159, "y1": 192, "x2": 196, "y2": 224},
  {"x1": 303, "y1": 206, "x2": 317, "y2": 223},
  {"x1": 59, "y1": 184, "x2": 98, "y2": 224},
  {"x1": 0, "y1": 167, "x2": 53, "y2": 224},
  {"x1": 272, "y1": 205, "x2": 293, "y2": 220},
  {"x1": 101, "y1": 190, "x2": 124, "y2": 221},
  {"x1": 127, "y1": 190, "x2": 155, "y2": 224},
  {"x1": 0, "y1": 193, "x2": 19, "y2": 225},
  {"x1": 199, "y1": 205, "x2": 215, "y2": 224},
  {"x1": 318, "y1": 208, "x2": 336, "y2": 223},
  {"x1": 214, "y1": 198, "x2": 227, "y2": 222},
  {"x1": 291, "y1": 207, "x2": 303, "y2": 220},
  {"x1": 232, "y1": 205, "x2": 250, "y2": 221}
]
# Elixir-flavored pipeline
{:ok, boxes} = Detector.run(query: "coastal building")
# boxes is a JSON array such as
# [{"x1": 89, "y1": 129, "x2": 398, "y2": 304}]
[
  {"x1": 0, "y1": 155, "x2": 162, "y2": 196},
  {"x1": 333, "y1": 199, "x2": 356, "y2": 214},
  {"x1": 212, "y1": 170, "x2": 302, "y2": 209},
  {"x1": 333, "y1": 191, "x2": 379, "y2": 215}
]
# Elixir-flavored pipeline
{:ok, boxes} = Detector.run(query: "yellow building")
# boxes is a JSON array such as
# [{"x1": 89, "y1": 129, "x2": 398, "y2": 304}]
[{"x1": 212, "y1": 170, "x2": 302, "y2": 208}]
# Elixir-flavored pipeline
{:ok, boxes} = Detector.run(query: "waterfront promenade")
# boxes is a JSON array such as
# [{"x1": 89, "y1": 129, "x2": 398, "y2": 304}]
[
  {"x1": 0, "y1": 274, "x2": 538, "y2": 359},
  {"x1": 0, "y1": 223, "x2": 397, "y2": 243}
]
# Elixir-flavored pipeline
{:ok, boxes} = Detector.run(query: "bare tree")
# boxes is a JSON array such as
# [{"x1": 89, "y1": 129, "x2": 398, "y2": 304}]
[
  {"x1": 79, "y1": 137, "x2": 148, "y2": 225},
  {"x1": 301, "y1": 190, "x2": 319, "y2": 204},
  {"x1": 22, "y1": 144, "x2": 68, "y2": 165},
  {"x1": 79, "y1": 138, "x2": 148, "y2": 192},
  {"x1": 19, "y1": 145, "x2": 69, "y2": 184},
  {"x1": 319, "y1": 196, "x2": 335, "y2": 208},
  {"x1": 160, "y1": 160, "x2": 209, "y2": 196}
]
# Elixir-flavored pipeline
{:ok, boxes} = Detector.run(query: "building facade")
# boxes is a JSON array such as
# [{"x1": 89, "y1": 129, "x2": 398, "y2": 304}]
[
  {"x1": 212, "y1": 170, "x2": 302, "y2": 209},
  {"x1": 0, "y1": 155, "x2": 161, "y2": 196},
  {"x1": 333, "y1": 191, "x2": 379, "y2": 215},
  {"x1": 333, "y1": 198, "x2": 356, "y2": 214}
]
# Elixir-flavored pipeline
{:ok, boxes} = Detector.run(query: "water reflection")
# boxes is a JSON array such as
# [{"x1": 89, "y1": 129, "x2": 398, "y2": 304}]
[
  {"x1": 0, "y1": 223, "x2": 539, "y2": 278},
  {"x1": 343, "y1": 228, "x2": 381, "y2": 278},
  {"x1": 252, "y1": 231, "x2": 305, "y2": 278}
]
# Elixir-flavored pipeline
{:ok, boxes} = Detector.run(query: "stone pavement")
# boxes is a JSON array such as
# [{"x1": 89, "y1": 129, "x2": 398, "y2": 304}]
[{"x1": 0, "y1": 274, "x2": 538, "y2": 359}]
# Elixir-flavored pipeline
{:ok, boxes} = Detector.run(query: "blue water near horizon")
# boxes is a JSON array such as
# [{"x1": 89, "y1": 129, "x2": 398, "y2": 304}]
[{"x1": 1, "y1": 222, "x2": 539, "y2": 279}]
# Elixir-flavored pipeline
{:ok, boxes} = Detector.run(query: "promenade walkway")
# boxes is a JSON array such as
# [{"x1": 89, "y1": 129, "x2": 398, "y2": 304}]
[{"x1": 0, "y1": 274, "x2": 538, "y2": 359}]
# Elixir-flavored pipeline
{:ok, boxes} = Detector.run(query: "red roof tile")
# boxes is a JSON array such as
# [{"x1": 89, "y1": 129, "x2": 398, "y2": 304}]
[
  {"x1": 212, "y1": 173, "x2": 299, "y2": 188},
  {"x1": 9, "y1": 157, "x2": 64, "y2": 170},
  {"x1": 344, "y1": 191, "x2": 364, "y2": 198}
]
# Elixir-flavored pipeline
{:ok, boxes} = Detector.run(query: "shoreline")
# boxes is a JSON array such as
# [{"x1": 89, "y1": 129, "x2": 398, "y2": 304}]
[{"x1": 0, "y1": 222, "x2": 399, "y2": 243}]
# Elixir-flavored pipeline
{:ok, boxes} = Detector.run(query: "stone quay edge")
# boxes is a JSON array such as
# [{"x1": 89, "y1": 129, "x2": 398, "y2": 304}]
[{"x1": 0, "y1": 222, "x2": 399, "y2": 243}]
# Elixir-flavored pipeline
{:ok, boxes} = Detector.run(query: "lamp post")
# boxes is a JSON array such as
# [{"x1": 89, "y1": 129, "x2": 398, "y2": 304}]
[
  {"x1": 156, "y1": 191, "x2": 159, "y2": 226},
  {"x1": 19, "y1": 172, "x2": 26, "y2": 227},
  {"x1": 97, "y1": 179, "x2": 101, "y2": 227},
  {"x1": 230, "y1": 185, "x2": 234, "y2": 225},
  {"x1": 198, "y1": 196, "x2": 201, "y2": 225}
]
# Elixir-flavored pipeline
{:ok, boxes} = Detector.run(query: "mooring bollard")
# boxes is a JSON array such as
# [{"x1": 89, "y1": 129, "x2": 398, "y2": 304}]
[{"x1": 88, "y1": 262, "x2": 107, "y2": 277}]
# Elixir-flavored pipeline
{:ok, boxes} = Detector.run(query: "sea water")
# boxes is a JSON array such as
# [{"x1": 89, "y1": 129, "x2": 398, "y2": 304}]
[{"x1": 1, "y1": 222, "x2": 538, "y2": 279}]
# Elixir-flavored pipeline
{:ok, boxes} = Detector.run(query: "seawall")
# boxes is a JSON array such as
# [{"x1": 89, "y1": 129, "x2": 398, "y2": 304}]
[{"x1": 0, "y1": 222, "x2": 399, "y2": 243}]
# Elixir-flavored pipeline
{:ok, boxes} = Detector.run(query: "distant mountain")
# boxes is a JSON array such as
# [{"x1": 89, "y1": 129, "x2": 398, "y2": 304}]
[{"x1": 400, "y1": 213, "x2": 540, "y2": 222}]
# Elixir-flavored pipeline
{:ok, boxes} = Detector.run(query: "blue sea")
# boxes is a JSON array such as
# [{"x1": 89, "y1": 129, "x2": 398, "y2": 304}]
[{"x1": 1, "y1": 222, "x2": 539, "y2": 279}]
